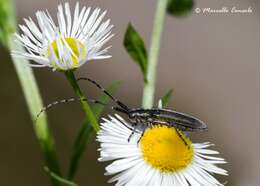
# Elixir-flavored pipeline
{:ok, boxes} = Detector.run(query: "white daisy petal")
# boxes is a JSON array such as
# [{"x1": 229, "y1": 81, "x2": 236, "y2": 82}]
[
  {"x1": 13, "y1": 52, "x2": 49, "y2": 64},
  {"x1": 57, "y1": 4, "x2": 67, "y2": 37},
  {"x1": 23, "y1": 18, "x2": 43, "y2": 41},
  {"x1": 79, "y1": 7, "x2": 91, "y2": 34},
  {"x1": 36, "y1": 11, "x2": 55, "y2": 41},
  {"x1": 19, "y1": 25, "x2": 40, "y2": 46},
  {"x1": 71, "y1": 2, "x2": 80, "y2": 37},
  {"x1": 97, "y1": 115, "x2": 228, "y2": 186},
  {"x1": 12, "y1": 1, "x2": 113, "y2": 71},
  {"x1": 64, "y1": 2, "x2": 72, "y2": 37},
  {"x1": 74, "y1": 6, "x2": 87, "y2": 38},
  {"x1": 106, "y1": 158, "x2": 142, "y2": 175},
  {"x1": 125, "y1": 161, "x2": 150, "y2": 186}
]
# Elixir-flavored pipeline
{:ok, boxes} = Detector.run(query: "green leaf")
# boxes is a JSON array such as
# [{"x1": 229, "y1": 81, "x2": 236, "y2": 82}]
[
  {"x1": 167, "y1": 0, "x2": 194, "y2": 17},
  {"x1": 67, "y1": 81, "x2": 121, "y2": 180},
  {"x1": 124, "y1": 23, "x2": 148, "y2": 82},
  {"x1": 161, "y1": 89, "x2": 173, "y2": 108},
  {"x1": 45, "y1": 167, "x2": 78, "y2": 186}
]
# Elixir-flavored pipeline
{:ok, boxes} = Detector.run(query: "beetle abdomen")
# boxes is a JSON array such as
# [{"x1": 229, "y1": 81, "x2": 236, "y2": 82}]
[{"x1": 129, "y1": 108, "x2": 208, "y2": 132}]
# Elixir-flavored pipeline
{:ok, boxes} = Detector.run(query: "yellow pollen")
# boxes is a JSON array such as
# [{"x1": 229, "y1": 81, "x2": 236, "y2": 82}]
[
  {"x1": 140, "y1": 126, "x2": 194, "y2": 173},
  {"x1": 48, "y1": 37, "x2": 86, "y2": 68}
]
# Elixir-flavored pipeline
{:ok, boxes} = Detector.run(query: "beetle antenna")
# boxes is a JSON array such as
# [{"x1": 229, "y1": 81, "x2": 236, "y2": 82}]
[
  {"x1": 77, "y1": 77, "x2": 130, "y2": 111},
  {"x1": 35, "y1": 97, "x2": 106, "y2": 123}
]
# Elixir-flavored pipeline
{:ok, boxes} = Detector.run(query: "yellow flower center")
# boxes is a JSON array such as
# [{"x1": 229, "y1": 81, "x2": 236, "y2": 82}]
[
  {"x1": 48, "y1": 37, "x2": 86, "y2": 69},
  {"x1": 140, "y1": 126, "x2": 194, "y2": 173}
]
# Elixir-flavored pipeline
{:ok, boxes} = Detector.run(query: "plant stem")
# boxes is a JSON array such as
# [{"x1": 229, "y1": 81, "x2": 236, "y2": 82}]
[
  {"x1": 65, "y1": 71, "x2": 100, "y2": 132},
  {"x1": 142, "y1": 0, "x2": 168, "y2": 108},
  {"x1": 10, "y1": 43, "x2": 62, "y2": 186},
  {"x1": 4, "y1": 0, "x2": 61, "y2": 185},
  {"x1": 10, "y1": 42, "x2": 61, "y2": 186}
]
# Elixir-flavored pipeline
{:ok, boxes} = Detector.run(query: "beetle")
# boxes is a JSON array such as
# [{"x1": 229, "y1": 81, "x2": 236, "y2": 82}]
[
  {"x1": 36, "y1": 77, "x2": 208, "y2": 144},
  {"x1": 77, "y1": 78, "x2": 208, "y2": 142}
]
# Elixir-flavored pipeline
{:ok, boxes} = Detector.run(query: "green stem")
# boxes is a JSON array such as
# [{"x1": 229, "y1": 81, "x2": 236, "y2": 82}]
[
  {"x1": 142, "y1": 0, "x2": 168, "y2": 108},
  {"x1": 65, "y1": 71, "x2": 100, "y2": 132},
  {"x1": 3, "y1": 0, "x2": 61, "y2": 185},
  {"x1": 10, "y1": 42, "x2": 61, "y2": 186}
]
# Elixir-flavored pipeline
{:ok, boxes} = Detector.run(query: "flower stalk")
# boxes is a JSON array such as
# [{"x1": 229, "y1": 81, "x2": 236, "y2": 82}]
[
  {"x1": 65, "y1": 70, "x2": 100, "y2": 132},
  {"x1": 10, "y1": 40, "x2": 62, "y2": 186},
  {"x1": 142, "y1": 0, "x2": 168, "y2": 108}
]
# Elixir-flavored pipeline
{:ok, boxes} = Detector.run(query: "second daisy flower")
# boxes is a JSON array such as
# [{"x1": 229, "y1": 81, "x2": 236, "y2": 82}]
[{"x1": 13, "y1": 2, "x2": 113, "y2": 70}]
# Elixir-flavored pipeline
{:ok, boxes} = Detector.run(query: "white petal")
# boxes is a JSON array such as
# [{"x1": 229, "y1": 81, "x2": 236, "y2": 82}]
[{"x1": 64, "y1": 2, "x2": 72, "y2": 36}]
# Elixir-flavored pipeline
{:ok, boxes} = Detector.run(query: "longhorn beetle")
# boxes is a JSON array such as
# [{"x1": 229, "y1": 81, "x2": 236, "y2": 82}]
[
  {"x1": 36, "y1": 77, "x2": 208, "y2": 144},
  {"x1": 77, "y1": 77, "x2": 208, "y2": 143}
]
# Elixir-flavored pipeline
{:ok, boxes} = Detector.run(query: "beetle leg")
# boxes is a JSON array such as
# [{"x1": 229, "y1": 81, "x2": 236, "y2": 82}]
[
  {"x1": 137, "y1": 129, "x2": 146, "y2": 144},
  {"x1": 175, "y1": 128, "x2": 189, "y2": 148},
  {"x1": 148, "y1": 121, "x2": 153, "y2": 128},
  {"x1": 128, "y1": 122, "x2": 138, "y2": 142},
  {"x1": 137, "y1": 121, "x2": 152, "y2": 144},
  {"x1": 128, "y1": 129, "x2": 135, "y2": 142}
]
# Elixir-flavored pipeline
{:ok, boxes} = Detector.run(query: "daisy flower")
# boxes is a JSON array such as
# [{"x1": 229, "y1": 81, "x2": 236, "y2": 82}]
[
  {"x1": 97, "y1": 115, "x2": 228, "y2": 186},
  {"x1": 13, "y1": 2, "x2": 113, "y2": 70}
]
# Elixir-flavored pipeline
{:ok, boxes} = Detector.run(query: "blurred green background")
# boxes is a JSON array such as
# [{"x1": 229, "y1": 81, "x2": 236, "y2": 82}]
[{"x1": 1, "y1": 0, "x2": 260, "y2": 185}]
